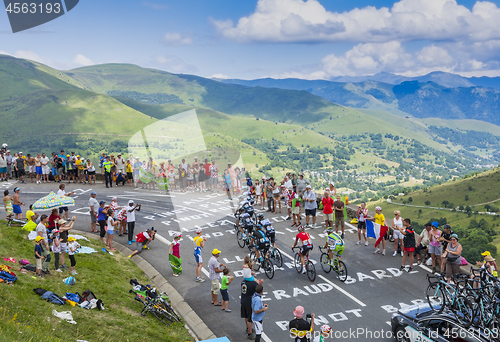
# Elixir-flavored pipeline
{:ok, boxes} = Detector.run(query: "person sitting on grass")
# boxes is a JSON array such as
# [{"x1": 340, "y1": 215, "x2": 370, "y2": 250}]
[{"x1": 128, "y1": 228, "x2": 156, "y2": 258}]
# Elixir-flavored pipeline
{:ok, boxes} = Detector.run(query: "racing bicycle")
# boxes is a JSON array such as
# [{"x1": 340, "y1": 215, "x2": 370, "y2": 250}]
[
  {"x1": 292, "y1": 246, "x2": 316, "y2": 282},
  {"x1": 132, "y1": 288, "x2": 181, "y2": 324},
  {"x1": 319, "y1": 246, "x2": 347, "y2": 282},
  {"x1": 266, "y1": 244, "x2": 283, "y2": 268},
  {"x1": 249, "y1": 246, "x2": 275, "y2": 279}
]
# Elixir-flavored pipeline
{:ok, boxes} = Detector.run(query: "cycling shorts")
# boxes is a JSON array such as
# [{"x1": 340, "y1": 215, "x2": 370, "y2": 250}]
[
  {"x1": 300, "y1": 245, "x2": 313, "y2": 256},
  {"x1": 266, "y1": 231, "x2": 276, "y2": 244},
  {"x1": 329, "y1": 244, "x2": 345, "y2": 256}
]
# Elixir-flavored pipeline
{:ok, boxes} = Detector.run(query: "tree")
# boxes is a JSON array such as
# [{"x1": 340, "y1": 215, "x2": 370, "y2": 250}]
[
  {"x1": 408, "y1": 197, "x2": 413, "y2": 203},
  {"x1": 425, "y1": 201, "x2": 431, "y2": 206},
  {"x1": 465, "y1": 195, "x2": 469, "y2": 201},
  {"x1": 442, "y1": 200, "x2": 449, "y2": 208}
]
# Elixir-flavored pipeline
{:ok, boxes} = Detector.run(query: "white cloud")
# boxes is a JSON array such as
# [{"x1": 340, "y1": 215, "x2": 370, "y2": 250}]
[
  {"x1": 73, "y1": 54, "x2": 94, "y2": 67},
  {"x1": 210, "y1": 73, "x2": 231, "y2": 79},
  {"x1": 13, "y1": 50, "x2": 46, "y2": 64},
  {"x1": 162, "y1": 32, "x2": 193, "y2": 46},
  {"x1": 212, "y1": 0, "x2": 500, "y2": 44}
]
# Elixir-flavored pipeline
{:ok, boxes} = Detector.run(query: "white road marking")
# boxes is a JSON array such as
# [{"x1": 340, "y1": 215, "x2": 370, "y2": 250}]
[
  {"x1": 155, "y1": 233, "x2": 171, "y2": 246},
  {"x1": 262, "y1": 332, "x2": 272, "y2": 342},
  {"x1": 317, "y1": 275, "x2": 366, "y2": 307}
]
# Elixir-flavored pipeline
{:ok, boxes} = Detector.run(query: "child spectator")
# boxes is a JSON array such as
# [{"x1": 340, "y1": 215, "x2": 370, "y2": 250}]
[
  {"x1": 243, "y1": 256, "x2": 256, "y2": 281},
  {"x1": 67, "y1": 236, "x2": 79, "y2": 275},
  {"x1": 3, "y1": 189, "x2": 13, "y2": 219},
  {"x1": 252, "y1": 284, "x2": 268, "y2": 342},
  {"x1": 52, "y1": 230, "x2": 62, "y2": 272},
  {"x1": 398, "y1": 218, "x2": 415, "y2": 272},
  {"x1": 34, "y1": 236, "x2": 44, "y2": 278},
  {"x1": 220, "y1": 268, "x2": 234, "y2": 313},
  {"x1": 168, "y1": 233, "x2": 182, "y2": 277},
  {"x1": 106, "y1": 210, "x2": 118, "y2": 252},
  {"x1": 255, "y1": 180, "x2": 262, "y2": 206},
  {"x1": 116, "y1": 206, "x2": 127, "y2": 236}
]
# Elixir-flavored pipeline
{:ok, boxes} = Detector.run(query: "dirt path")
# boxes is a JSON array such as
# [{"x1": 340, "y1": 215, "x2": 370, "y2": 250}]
[{"x1": 473, "y1": 197, "x2": 500, "y2": 207}]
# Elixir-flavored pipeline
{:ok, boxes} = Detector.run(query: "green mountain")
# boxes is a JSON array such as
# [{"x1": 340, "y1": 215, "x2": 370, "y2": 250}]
[{"x1": 0, "y1": 54, "x2": 496, "y2": 195}]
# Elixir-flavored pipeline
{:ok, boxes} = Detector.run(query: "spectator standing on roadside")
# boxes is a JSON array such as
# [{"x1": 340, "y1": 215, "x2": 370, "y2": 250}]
[
  {"x1": 252, "y1": 284, "x2": 268, "y2": 342},
  {"x1": 35, "y1": 153, "x2": 42, "y2": 183},
  {"x1": 255, "y1": 180, "x2": 263, "y2": 206},
  {"x1": 56, "y1": 153, "x2": 64, "y2": 182},
  {"x1": 5, "y1": 150, "x2": 12, "y2": 180},
  {"x1": 194, "y1": 228, "x2": 207, "y2": 282},
  {"x1": 443, "y1": 234, "x2": 462, "y2": 283},
  {"x1": 58, "y1": 216, "x2": 75, "y2": 270},
  {"x1": 3, "y1": 190, "x2": 13, "y2": 219},
  {"x1": 273, "y1": 180, "x2": 281, "y2": 214},
  {"x1": 289, "y1": 306, "x2": 315, "y2": 342},
  {"x1": 356, "y1": 202, "x2": 369, "y2": 246},
  {"x1": 333, "y1": 195, "x2": 345, "y2": 239},
  {"x1": 88, "y1": 191, "x2": 98, "y2": 233},
  {"x1": 370, "y1": 206, "x2": 388, "y2": 256},
  {"x1": 415, "y1": 223, "x2": 431, "y2": 265},
  {"x1": 429, "y1": 221, "x2": 442, "y2": 274},
  {"x1": 0, "y1": 151, "x2": 6, "y2": 181},
  {"x1": 15, "y1": 152, "x2": 26, "y2": 183},
  {"x1": 266, "y1": 178, "x2": 275, "y2": 213},
  {"x1": 296, "y1": 173, "x2": 309, "y2": 213},
  {"x1": 284, "y1": 175, "x2": 293, "y2": 192},
  {"x1": 126, "y1": 200, "x2": 141, "y2": 245},
  {"x1": 97, "y1": 201, "x2": 108, "y2": 243},
  {"x1": 241, "y1": 276, "x2": 263, "y2": 340},
  {"x1": 291, "y1": 173, "x2": 297, "y2": 193},
  {"x1": 440, "y1": 224, "x2": 454, "y2": 271},
  {"x1": 303, "y1": 185, "x2": 317, "y2": 228},
  {"x1": 322, "y1": 191, "x2": 334, "y2": 229},
  {"x1": 208, "y1": 249, "x2": 226, "y2": 306},
  {"x1": 26, "y1": 153, "x2": 35, "y2": 183},
  {"x1": 57, "y1": 184, "x2": 74, "y2": 220},
  {"x1": 392, "y1": 210, "x2": 404, "y2": 256},
  {"x1": 40, "y1": 153, "x2": 50, "y2": 183},
  {"x1": 192, "y1": 157, "x2": 200, "y2": 190},
  {"x1": 227, "y1": 162, "x2": 235, "y2": 191},
  {"x1": 397, "y1": 218, "x2": 415, "y2": 272},
  {"x1": 12, "y1": 187, "x2": 24, "y2": 220},
  {"x1": 220, "y1": 268, "x2": 234, "y2": 312},
  {"x1": 103, "y1": 156, "x2": 113, "y2": 188},
  {"x1": 133, "y1": 157, "x2": 142, "y2": 187},
  {"x1": 223, "y1": 169, "x2": 232, "y2": 200},
  {"x1": 116, "y1": 153, "x2": 125, "y2": 175},
  {"x1": 328, "y1": 182, "x2": 336, "y2": 196},
  {"x1": 99, "y1": 152, "x2": 107, "y2": 184},
  {"x1": 36, "y1": 214, "x2": 51, "y2": 275},
  {"x1": 210, "y1": 159, "x2": 219, "y2": 192},
  {"x1": 168, "y1": 233, "x2": 182, "y2": 277}
]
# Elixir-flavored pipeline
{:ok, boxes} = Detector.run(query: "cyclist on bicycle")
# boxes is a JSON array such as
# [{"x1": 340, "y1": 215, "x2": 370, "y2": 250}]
[
  {"x1": 253, "y1": 223, "x2": 270, "y2": 264},
  {"x1": 324, "y1": 228, "x2": 344, "y2": 265},
  {"x1": 234, "y1": 206, "x2": 246, "y2": 229},
  {"x1": 291, "y1": 225, "x2": 313, "y2": 274},
  {"x1": 257, "y1": 213, "x2": 277, "y2": 249},
  {"x1": 239, "y1": 212, "x2": 255, "y2": 239}
]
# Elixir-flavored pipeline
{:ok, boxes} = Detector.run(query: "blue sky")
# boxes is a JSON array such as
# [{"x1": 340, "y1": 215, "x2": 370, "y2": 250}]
[{"x1": 2, "y1": 0, "x2": 500, "y2": 79}]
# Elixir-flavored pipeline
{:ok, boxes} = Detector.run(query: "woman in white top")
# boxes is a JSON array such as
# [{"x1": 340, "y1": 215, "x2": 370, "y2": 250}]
[
  {"x1": 106, "y1": 210, "x2": 119, "y2": 252},
  {"x1": 392, "y1": 210, "x2": 404, "y2": 257},
  {"x1": 255, "y1": 180, "x2": 262, "y2": 206},
  {"x1": 86, "y1": 159, "x2": 96, "y2": 185}
]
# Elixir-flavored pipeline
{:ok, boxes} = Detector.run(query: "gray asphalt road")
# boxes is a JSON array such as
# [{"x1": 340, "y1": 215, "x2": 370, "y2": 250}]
[{"x1": 5, "y1": 180, "x2": 433, "y2": 341}]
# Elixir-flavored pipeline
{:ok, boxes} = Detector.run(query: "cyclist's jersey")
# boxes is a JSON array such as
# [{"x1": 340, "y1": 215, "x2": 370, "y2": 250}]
[
  {"x1": 193, "y1": 235, "x2": 203, "y2": 255},
  {"x1": 253, "y1": 229, "x2": 269, "y2": 249},
  {"x1": 240, "y1": 213, "x2": 254, "y2": 230},
  {"x1": 260, "y1": 219, "x2": 274, "y2": 233},
  {"x1": 296, "y1": 232, "x2": 312, "y2": 247},
  {"x1": 327, "y1": 232, "x2": 344, "y2": 248}
]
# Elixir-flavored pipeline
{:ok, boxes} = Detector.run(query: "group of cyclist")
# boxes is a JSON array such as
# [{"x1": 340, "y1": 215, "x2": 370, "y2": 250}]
[{"x1": 235, "y1": 191, "x2": 345, "y2": 276}]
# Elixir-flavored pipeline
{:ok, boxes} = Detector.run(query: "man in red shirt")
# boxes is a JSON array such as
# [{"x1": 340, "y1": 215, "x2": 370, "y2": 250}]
[
  {"x1": 291, "y1": 226, "x2": 313, "y2": 274},
  {"x1": 321, "y1": 191, "x2": 334, "y2": 229},
  {"x1": 128, "y1": 228, "x2": 156, "y2": 258}
]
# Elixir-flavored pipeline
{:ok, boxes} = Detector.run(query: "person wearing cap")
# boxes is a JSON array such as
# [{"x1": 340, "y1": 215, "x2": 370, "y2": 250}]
[
  {"x1": 368, "y1": 206, "x2": 388, "y2": 255},
  {"x1": 321, "y1": 190, "x2": 334, "y2": 230},
  {"x1": 483, "y1": 255, "x2": 498, "y2": 278},
  {"x1": 314, "y1": 325, "x2": 332, "y2": 342},
  {"x1": 168, "y1": 233, "x2": 183, "y2": 277},
  {"x1": 14, "y1": 152, "x2": 26, "y2": 183},
  {"x1": 289, "y1": 305, "x2": 315, "y2": 342},
  {"x1": 128, "y1": 227, "x2": 156, "y2": 258},
  {"x1": 66, "y1": 153, "x2": 76, "y2": 183},
  {"x1": 415, "y1": 222, "x2": 432, "y2": 265},
  {"x1": 328, "y1": 182, "x2": 336, "y2": 196},
  {"x1": 208, "y1": 249, "x2": 226, "y2": 306},
  {"x1": 194, "y1": 228, "x2": 207, "y2": 282},
  {"x1": 302, "y1": 185, "x2": 317, "y2": 228},
  {"x1": 102, "y1": 156, "x2": 113, "y2": 188},
  {"x1": 67, "y1": 236, "x2": 80, "y2": 275},
  {"x1": 97, "y1": 201, "x2": 108, "y2": 243},
  {"x1": 0, "y1": 150, "x2": 7, "y2": 182},
  {"x1": 443, "y1": 233, "x2": 462, "y2": 282},
  {"x1": 99, "y1": 152, "x2": 107, "y2": 184},
  {"x1": 34, "y1": 236, "x2": 45, "y2": 278},
  {"x1": 12, "y1": 187, "x2": 24, "y2": 220},
  {"x1": 36, "y1": 214, "x2": 52, "y2": 275},
  {"x1": 58, "y1": 216, "x2": 76, "y2": 270},
  {"x1": 88, "y1": 191, "x2": 99, "y2": 233},
  {"x1": 126, "y1": 200, "x2": 141, "y2": 245},
  {"x1": 125, "y1": 159, "x2": 133, "y2": 186},
  {"x1": 251, "y1": 284, "x2": 268, "y2": 342}
]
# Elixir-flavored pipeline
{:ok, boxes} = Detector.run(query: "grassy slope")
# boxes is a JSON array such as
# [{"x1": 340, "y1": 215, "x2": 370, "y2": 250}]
[
  {"x1": 0, "y1": 224, "x2": 193, "y2": 342},
  {"x1": 367, "y1": 168, "x2": 500, "y2": 249}
]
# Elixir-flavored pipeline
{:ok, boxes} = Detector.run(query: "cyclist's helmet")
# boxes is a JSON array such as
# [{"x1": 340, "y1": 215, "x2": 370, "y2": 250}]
[
  {"x1": 257, "y1": 213, "x2": 265, "y2": 220},
  {"x1": 238, "y1": 207, "x2": 245, "y2": 213},
  {"x1": 320, "y1": 325, "x2": 332, "y2": 333},
  {"x1": 297, "y1": 225, "x2": 305, "y2": 232},
  {"x1": 325, "y1": 227, "x2": 334, "y2": 234}
]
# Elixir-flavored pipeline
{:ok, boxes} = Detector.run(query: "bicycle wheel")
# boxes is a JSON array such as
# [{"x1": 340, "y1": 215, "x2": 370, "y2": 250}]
[
  {"x1": 426, "y1": 283, "x2": 445, "y2": 313},
  {"x1": 453, "y1": 296, "x2": 474, "y2": 328},
  {"x1": 237, "y1": 230, "x2": 246, "y2": 248},
  {"x1": 153, "y1": 307, "x2": 175, "y2": 324},
  {"x1": 306, "y1": 261, "x2": 316, "y2": 282},
  {"x1": 272, "y1": 248, "x2": 283, "y2": 268},
  {"x1": 249, "y1": 251, "x2": 261, "y2": 272},
  {"x1": 157, "y1": 302, "x2": 181, "y2": 323},
  {"x1": 337, "y1": 261, "x2": 348, "y2": 282},
  {"x1": 263, "y1": 259, "x2": 274, "y2": 279},
  {"x1": 294, "y1": 253, "x2": 302, "y2": 273},
  {"x1": 320, "y1": 253, "x2": 332, "y2": 273}
]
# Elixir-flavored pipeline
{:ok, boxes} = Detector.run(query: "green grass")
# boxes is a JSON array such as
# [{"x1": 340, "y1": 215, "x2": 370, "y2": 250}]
[{"x1": 0, "y1": 224, "x2": 193, "y2": 342}]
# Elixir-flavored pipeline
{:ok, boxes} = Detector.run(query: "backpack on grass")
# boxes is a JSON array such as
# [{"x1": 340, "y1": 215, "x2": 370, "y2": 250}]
[
  {"x1": 41, "y1": 291, "x2": 65, "y2": 305},
  {"x1": 0, "y1": 271, "x2": 17, "y2": 283},
  {"x1": 81, "y1": 290, "x2": 97, "y2": 302}
]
